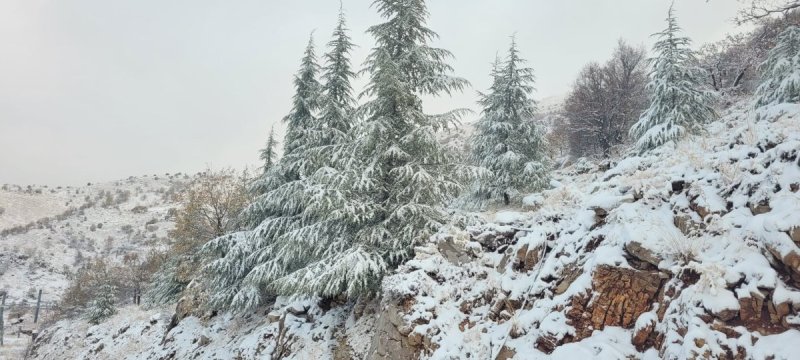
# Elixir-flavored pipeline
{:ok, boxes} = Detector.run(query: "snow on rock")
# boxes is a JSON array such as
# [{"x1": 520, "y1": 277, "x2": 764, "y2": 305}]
[{"x1": 25, "y1": 100, "x2": 800, "y2": 359}]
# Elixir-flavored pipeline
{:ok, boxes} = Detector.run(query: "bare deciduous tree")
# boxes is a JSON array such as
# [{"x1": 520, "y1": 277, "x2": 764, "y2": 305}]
[
  {"x1": 563, "y1": 40, "x2": 648, "y2": 158},
  {"x1": 735, "y1": 0, "x2": 800, "y2": 24},
  {"x1": 170, "y1": 168, "x2": 251, "y2": 252},
  {"x1": 696, "y1": 6, "x2": 800, "y2": 94}
]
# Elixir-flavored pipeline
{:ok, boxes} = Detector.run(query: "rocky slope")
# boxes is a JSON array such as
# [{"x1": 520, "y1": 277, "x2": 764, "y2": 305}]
[
  {"x1": 0, "y1": 174, "x2": 193, "y2": 359},
  {"x1": 26, "y1": 99, "x2": 800, "y2": 359}
]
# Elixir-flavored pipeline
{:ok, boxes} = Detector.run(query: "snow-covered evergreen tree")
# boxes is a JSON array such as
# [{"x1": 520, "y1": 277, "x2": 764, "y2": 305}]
[
  {"x1": 203, "y1": 0, "x2": 478, "y2": 306},
  {"x1": 470, "y1": 38, "x2": 549, "y2": 205},
  {"x1": 259, "y1": 126, "x2": 279, "y2": 174},
  {"x1": 317, "y1": 7, "x2": 357, "y2": 146},
  {"x1": 203, "y1": 10, "x2": 359, "y2": 309},
  {"x1": 86, "y1": 282, "x2": 116, "y2": 324},
  {"x1": 274, "y1": 0, "x2": 475, "y2": 297},
  {"x1": 629, "y1": 6, "x2": 716, "y2": 153},
  {"x1": 283, "y1": 34, "x2": 322, "y2": 158},
  {"x1": 755, "y1": 25, "x2": 800, "y2": 107}
]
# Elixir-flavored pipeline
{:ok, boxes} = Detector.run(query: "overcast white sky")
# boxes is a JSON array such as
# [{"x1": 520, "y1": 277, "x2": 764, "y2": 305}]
[{"x1": 1, "y1": 0, "x2": 750, "y2": 186}]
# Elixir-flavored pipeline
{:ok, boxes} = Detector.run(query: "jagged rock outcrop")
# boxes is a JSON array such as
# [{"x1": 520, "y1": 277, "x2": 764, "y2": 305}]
[
  {"x1": 367, "y1": 297, "x2": 420, "y2": 360},
  {"x1": 566, "y1": 265, "x2": 666, "y2": 341}
]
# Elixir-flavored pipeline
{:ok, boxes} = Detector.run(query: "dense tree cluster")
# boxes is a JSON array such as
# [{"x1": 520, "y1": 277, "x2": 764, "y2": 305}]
[{"x1": 61, "y1": 1, "x2": 800, "y2": 322}]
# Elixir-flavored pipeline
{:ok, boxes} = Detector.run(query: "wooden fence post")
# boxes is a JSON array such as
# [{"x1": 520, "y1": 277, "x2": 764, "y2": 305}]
[
  {"x1": 34, "y1": 289, "x2": 42, "y2": 324},
  {"x1": 1, "y1": 293, "x2": 6, "y2": 347}
]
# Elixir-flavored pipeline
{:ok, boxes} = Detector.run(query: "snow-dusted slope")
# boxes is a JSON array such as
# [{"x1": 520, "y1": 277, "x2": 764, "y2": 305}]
[
  {"x1": 0, "y1": 174, "x2": 194, "y2": 359},
  {"x1": 26, "y1": 99, "x2": 800, "y2": 359},
  {"x1": 0, "y1": 190, "x2": 69, "y2": 230},
  {"x1": 1, "y1": 174, "x2": 192, "y2": 302}
]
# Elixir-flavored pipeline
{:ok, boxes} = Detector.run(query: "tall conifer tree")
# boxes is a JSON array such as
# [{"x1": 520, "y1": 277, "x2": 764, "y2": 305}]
[
  {"x1": 629, "y1": 6, "x2": 716, "y2": 153},
  {"x1": 259, "y1": 126, "x2": 279, "y2": 174},
  {"x1": 755, "y1": 25, "x2": 800, "y2": 107},
  {"x1": 204, "y1": 11, "x2": 359, "y2": 309},
  {"x1": 470, "y1": 37, "x2": 549, "y2": 205}
]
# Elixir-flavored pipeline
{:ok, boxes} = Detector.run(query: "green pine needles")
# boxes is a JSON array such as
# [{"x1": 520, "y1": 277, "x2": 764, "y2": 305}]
[
  {"x1": 629, "y1": 6, "x2": 716, "y2": 153},
  {"x1": 755, "y1": 25, "x2": 800, "y2": 107},
  {"x1": 202, "y1": 1, "x2": 481, "y2": 310},
  {"x1": 469, "y1": 37, "x2": 550, "y2": 206}
]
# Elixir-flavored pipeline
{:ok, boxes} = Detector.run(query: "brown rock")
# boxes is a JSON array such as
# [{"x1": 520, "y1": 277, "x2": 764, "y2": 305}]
[
  {"x1": 625, "y1": 241, "x2": 663, "y2": 267},
  {"x1": 407, "y1": 332, "x2": 423, "y2": 347},
  {"x1": 694, "y1": 337, "x2": 706, "y2": 348},
  {"x1": 554, "y1": 265, "x2": 582, "y2": 295},
  {"x1": 459, "y1": 300, "x2": 472, "y2": 314},
  {"x1": 790, "y1": 227, "x2": 800, "y2": 245},
  {"x1": 458, "y1": 319, "x2": 475, "y2": 332},
  {"x1": 496, "y1": 345, "x2": 516, "y2": 360},
  {"x1": 710, "y1": 322, "x2": 741, "y2": 339},
  {"x1": 750, "y1": 201, "x2": 771, "y2": 215},
  {"x1": 514, "y1": 243, "x2": 543, "y2": 272},
  {"x1": 695, "y1": 205, "x2": 711, "y2": 220},
  {"x1": 535, "y1": 335, "x2": 560, "y2": 354},
  {"x1": 591, "y1": 207, "x2": 608, "y2": 225},
  {"x1": 766, "y1": 245, "x2": 800, "y2": 281},
  {"x1": 437, "y1": 237, "x2": 472, "y2": 265},
  {"x1": 367, "y1": 299, "x2": 420, "y2": 360},
  {"x1": 775, "y1": 300, "x2": 792, "y2": 322},
  {"x1": 267, "y1": 312, "x2": 282, "y2": 323},
  {"x1": 631, "y1": 322, "x2": 655, "y2": 351},
  {"x1": 738, "y1": 292, "x2": 765, "y2": 325},
  {"x1": 333, "y1": 334, "x2": 354, "y2": 360},
  {"x1": 674, "y1": 214, "x2": 705, "y2": 236},
  {"x1": 490, "y1": 296, "x2": 508, "y2": 319},
  {"x1": 567, "y1": 265, "x2": 665, "y2": 340},
  {"x1": 716, "y1": 308, "x2": 738, "y2": 322}
]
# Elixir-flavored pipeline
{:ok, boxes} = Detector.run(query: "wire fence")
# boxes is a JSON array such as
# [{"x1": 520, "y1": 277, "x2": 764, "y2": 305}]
[{"x1": 1, "y1": 295, "x2": 61, "y2": 349}]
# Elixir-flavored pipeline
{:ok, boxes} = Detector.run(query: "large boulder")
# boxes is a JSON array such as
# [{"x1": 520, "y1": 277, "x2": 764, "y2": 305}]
[
  {"x1": 367, "y1": 297, "x2": 420, "y2": 360},
  {"x1": 566, "y1": 265, "x2": 666, "y2": 340}
]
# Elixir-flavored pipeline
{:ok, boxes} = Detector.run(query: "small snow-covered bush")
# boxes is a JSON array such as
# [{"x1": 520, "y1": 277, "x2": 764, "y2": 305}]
[{"x1": 663, "y1": 228, "x2": 704, "y2": 264}]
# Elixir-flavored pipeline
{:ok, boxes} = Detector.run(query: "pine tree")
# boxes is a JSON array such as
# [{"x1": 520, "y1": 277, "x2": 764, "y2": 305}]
[
  {"x1": 247, "y1": 34, "x2": 323, "y2": 199},
  {"x1": 203, "y1": 0, "x2": 478, "y2": 306},
  {"x1": 259, "y1": 126, "x2": 279, "y2": 174},
  {"x1": 282, "y1": 34, "x2": 322, "y2": 159},
  {"x1": 202, "y1": 11, "x2": 359, "y2": 309},
  {"x1": 629, "y1": 6, "x2": 716, "y2": 153},
  {"x1": 470, "y1": 37, "x2": 549, "y2": 205},
  {"x1": 755, "y1": 25, "x2": 800, "y2": 107},
  {"x1": 86, "y1": 282, "x2": 116, "y2": 324},
  {"x1": 271, "y1": 0, "x2": 474, "y2": 297},
  {"x1": 317, "y1": 6, "x2": 357, "y2": 146}
]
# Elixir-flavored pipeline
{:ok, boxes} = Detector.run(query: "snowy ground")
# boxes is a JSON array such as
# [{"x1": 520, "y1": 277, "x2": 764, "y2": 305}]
[
  {"x1": 22, "y1": 99, "x2": 800, "y2": 359},
  {"x1": 0, "y1": 173, "x2": 194, "y2": 359}
]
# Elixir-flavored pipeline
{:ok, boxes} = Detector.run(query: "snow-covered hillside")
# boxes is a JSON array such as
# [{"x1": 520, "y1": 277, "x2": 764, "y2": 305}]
[
  {"x1": 24, "y1": 99, "x2": 800, "y2": 359},
  {"x1": 0, "y1": 174, "x2": 194, "y2": 359}
]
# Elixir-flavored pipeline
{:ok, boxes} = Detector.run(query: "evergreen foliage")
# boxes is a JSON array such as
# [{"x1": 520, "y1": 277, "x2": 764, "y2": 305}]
[
  {"x1": 755, "y1": 25, "x2": 800, "y2": 106},
  {"x1": 145, "y1": 258, "x2": 186, "y2": 306},
  {"x1": 470, "y1": 37, "x2": 549, "y2": 205},
  {"x1": 283, "y1": 35, "x2": 322, "y2": 158},
  {"x1": 297, "y1": 0, "x2": 475, "y2": 297},
  {"x1": 629, "y1": 6, "x2": 716, "y2": 153},
  {"x1": 203, "y1": 0, "x2": 480, "y2": 309},
  {"x1": 203, "y1": 10, "x2": 359, "y2": 309},
  {"x1": 259, "y1": 127, "x2": 279, "y2": 174},
  {"x1": 86, "y1": 282, "x2": 116, "y2": 324}
]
